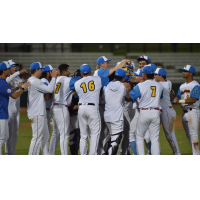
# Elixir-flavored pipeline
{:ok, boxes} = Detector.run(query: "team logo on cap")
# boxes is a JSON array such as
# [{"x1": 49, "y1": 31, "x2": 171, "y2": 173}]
[{"x1": 7, "y1": 89, "x2": 11, "y2": 93}]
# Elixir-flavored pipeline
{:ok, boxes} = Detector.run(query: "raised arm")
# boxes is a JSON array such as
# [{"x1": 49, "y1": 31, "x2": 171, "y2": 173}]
[{"x1": 6, "y1": 69, "x2": 28, "y2": 84}]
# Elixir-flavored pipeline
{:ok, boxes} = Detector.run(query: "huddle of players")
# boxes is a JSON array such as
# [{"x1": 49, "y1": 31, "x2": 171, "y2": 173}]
[{"x1": 0, "y1": 54, "x2": 199, "y2": 155}]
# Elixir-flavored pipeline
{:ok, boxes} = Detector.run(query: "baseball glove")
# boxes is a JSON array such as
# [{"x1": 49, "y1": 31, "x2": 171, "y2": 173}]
[{"x1": 170, "y1": 89, "x2": 176, "y2": 101}]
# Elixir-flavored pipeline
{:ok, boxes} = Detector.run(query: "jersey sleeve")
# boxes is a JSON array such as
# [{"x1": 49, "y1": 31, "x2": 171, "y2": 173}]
[
  {"x1": 33, "y1": 78, "x2": 56, "y2": 93},
  {"x1": 129, "y1": 85, "x2": 141, "y2": 102},
  {"x1": 190, "y1": 85, "x2": 200, "y2": 99},
  {"x1": 2, "y1": 83, "x2": 14, "y2": 97},
  {"x1": 176, "y1": 88, "x2": 181, "y2": 99},
  {"x1": 43, "y1": 82, "x2": 49, "y2": 94},
  {"x1": 69, "y1": 77, "x2": 77, "y2": 90},
  {"x1": 6, "y1": 71, "x2": 20, "y2": 84},
  {"x1": 98, "y1": 68, "x2": 110, "y2": 77}
]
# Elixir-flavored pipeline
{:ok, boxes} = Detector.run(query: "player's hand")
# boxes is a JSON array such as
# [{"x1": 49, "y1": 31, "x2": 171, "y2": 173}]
[
  {"x1": 124, "y1": 82, "x2": 131, "y2": 92},
  {"x1": 22, "y1": 82, "x2": 31, "y2": 89},
  {"x1": 51, "y1": 69, "x2": 60, "y2": 78},
  {"x1": 17, "y1": 82, "x2": 24, "y2": 88},
  {"x1": 73, "y1": 105, "x2": 78, "y2": 110},
  {"x1": 19, "y1": 69, "x2": 28, "y2": 74}
]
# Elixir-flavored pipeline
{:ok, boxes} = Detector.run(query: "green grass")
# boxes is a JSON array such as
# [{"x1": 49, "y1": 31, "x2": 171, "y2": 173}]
[{"x1": 1, "y1": 105, "x2": 198, "y2": 155}]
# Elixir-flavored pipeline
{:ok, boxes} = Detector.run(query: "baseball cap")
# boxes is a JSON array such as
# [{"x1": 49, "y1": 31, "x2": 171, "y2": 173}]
[
  {"x1": 143, "y1": 65, "x2": 154, "y2": 74},
  {"x1": 115, "y1": 69, "x2": 126, "y2": 77},
  {"x1": 154, "y1": 68, "x2": 167, "y2": 76},
  {"x1": 30, "y1": 62, "x2": 44, "y2": 70},
  {"x1": 80, "y1": 64, "x2": 91, "y2": 74},
  {"x1": 97, "y1": 56, "x2": 112, "y2": 65},
  {"x1": 42, "y1": 65, "x2": 53, "y2": 72},
  {"x1": 180, "y1": 65, "x2": 195, "y2": 74},
  {"x1": 133, "y1": 69, "x2": 143, "y2": 77},
  {"x1": 8, "y1": 59, "x2": 19, "y2": 67},
  {"x1": 137, "y1": 55, "x2": 150, "y2": 64},
  {"x1": 0, "y1": 61, "x2": 12, "y2": 70}
]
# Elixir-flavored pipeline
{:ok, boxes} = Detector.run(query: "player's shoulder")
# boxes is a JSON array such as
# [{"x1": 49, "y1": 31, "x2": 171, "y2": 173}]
[
  {"x1": 93, "y1": 70, "x2": 98, "y2": 76},
  {"x1": 191, "y1": 80, "x2": 200, "y2": 86}
]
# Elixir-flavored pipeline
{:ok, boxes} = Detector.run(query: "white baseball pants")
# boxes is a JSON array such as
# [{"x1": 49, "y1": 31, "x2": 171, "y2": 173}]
[
  {"x1": 0, "y1": 119, "x2": 9, "y2": 155},
  {"x1": 28, "y1": 115, "x2": 46, "y2": 155},
  {"x1": 52, "y1": 105, "x2": 70, "y2": 155},
  {"x1": 136, "y1": 110, "x2": 160, "y2": 155},
  {"x1": 161, "y1": 107, "x2": 181, "y2": 155},
  {"x1": 5, "y1": 110, "x2": 20, "y2": 155},
  {"x1": 182, "y1": 108, "x2": 199, "y2": 155},
  {"x1": 78, "y1": 105, "x2": 101, "y2": 155}
]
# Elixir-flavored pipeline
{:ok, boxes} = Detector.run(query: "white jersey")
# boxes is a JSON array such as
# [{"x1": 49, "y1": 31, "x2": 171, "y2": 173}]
[
  {"x1": 137, "y1": 80, "x2": 163, "y2": 109},
  {"x1": 41, "y1": 78, "x2": 54, "y2": 109},
  {"x1": 159, "y1": 81, "x2": 172, "y2": 108},
  {"x1": 75, "y1": 76, "x2": 102, "y2": 104},
  {"x1": 104, "y1": 81, "x2": 127, "y2": 122},
  {"x1": 8, "y1": 75, "x2": 22, "y2": 113},
  {"x1": 177, "y1": 80, "x2": 200, "y2": 109},
  {"x1": 132, "y1": 97, "x2": 140, "y2": 110},
  {"x1": 53, "y1": 76, "x2": 73, "y2": 106},
  {"x1": 93, "y1": 70, "x2": 98, "y2": 76},
  {"x1": 27, "y1": 76, "x2": 56, "y2": 118}
]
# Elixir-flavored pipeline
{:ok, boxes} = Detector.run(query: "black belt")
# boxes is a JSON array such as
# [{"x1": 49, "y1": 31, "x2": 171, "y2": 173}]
[
  {"x1": 79, "y1": 103, "x2": 95, "y2": 106},
  {"x1": 183, "y1": 108, "x2": 192, "y2": 113}
]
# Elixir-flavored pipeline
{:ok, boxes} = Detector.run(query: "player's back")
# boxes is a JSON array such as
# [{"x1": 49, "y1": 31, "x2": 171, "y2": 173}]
[
  {"x1": 159, "y1": 81, "x2": 172, "y2": 108},
  {"x1": 138, "y1": 80, "x2": 163, "y2": 109},
  {"x1": 53, "y1": 76, "x2": 73, "y2": 106},
  {"x1": 75, "y1": 76, "x2": 102, "y2": 104}
]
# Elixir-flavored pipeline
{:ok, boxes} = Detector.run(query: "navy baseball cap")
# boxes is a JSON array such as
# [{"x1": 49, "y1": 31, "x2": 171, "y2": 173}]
[
  {"x1": 133, "y1": 69, "x2": 143, "y2": 77},
  {"x1": 115, "y1": 69, "x2": 126, "y2": 77},
  {"x1": 30, "y1": 62, "x2": 44, "y2": 70},
  {"x1": 80, "y1": 64, "x2": 91, "y2": 74},
  {"x1": 8, "y1": 59, "x2": 19, "y2": 67},
  {"x1": 0, "y1": 61, "x2": 12, "y2": 70},
  {"x1": 180, "y1": 65, "x2": 195, "y2": 73},
  {"x1": 143, "y1": 66, "x2": 154, "y2": 74},
  {"x1": 154, "y1": 68, "x2": 167, "y2": 76},
  {"x1": 42, "y1": 65, "x2": 53, "y2": 72},
  {"x1": 137, "y1": 55, "x2": 150, "y2": 64},
  {"x1": 97, "y1": 56, "x2": 112, "y2": 65}
]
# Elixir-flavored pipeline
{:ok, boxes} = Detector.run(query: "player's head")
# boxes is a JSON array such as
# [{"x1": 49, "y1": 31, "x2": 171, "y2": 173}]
[
  {"x1": 58, "y1": 64, "x2": 70, "y2": 77},
  {"x1": 133, "y1": 69, "x2": 144, "y2": 82},
  {"x1": 80, "y1": 64, "x2": 91, "y2": 76},
  {"x1": 180, "y1": 65, "x2": 195, "y2": 79},
  {"x1": 142, "y1": 65, "x2": 154, "y2": 80},
  {"x1": 8, "y1": 59, "x2": 19, "y2": 75},
  {"x1": 0, "y1": 61, "x2": 12, "y2": 77},
  {"x1": 137, "y1": 55, "x2": 150, "y2": 69},
  {"x1": 30, "y1": 62, "x2": 44, "y2": 78},
  {"x1": 41, "y1": 65, "x2": 53, "y2": 80},
  {"x1": 154, "y1": 68, "x2": 167, "y2": 82},
  {"x1": 114, "y1": 68, "x2": 126, "y2": 83},
  {"x1": 96, "y1": 56, "x2": 112, "y2": 70}
]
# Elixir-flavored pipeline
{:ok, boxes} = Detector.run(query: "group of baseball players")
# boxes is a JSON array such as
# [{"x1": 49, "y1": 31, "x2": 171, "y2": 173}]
[{"x1": 0, "y1": 54, "x2": 199, "y2": 155}]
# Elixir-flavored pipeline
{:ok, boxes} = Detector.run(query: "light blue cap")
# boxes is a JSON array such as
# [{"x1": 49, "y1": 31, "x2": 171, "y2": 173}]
[
  {"x1": 0, "y1": 61, "x2": 12, "y2": 70},
  {"x1": 115, "y1": 68, "x2": 126, "y2": 77},
  {"x1": 97, "y1": 56, "x2": 112, "y2": 65},
  {"x1": 30, "y1": 62, "x2": 44, "y2": 70},
  {"x1": 154, "y1": 68, "x2": 167, "y2": 76},
  {"x1": 180, "y1": 65, "x2": 195, "y2": 74},
  {"x1": 80, "y1": 64, "x2": 91, "y2": 74},
  {"x1": 143, "y1": 66, "x2": 154, "y2": 74},
  {"x1": 42, "y1": 65, "x2": 53, "y2": 72}
]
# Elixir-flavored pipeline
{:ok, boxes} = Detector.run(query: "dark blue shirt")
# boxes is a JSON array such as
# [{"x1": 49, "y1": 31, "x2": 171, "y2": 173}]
[{"x1": 0, "y1": 78, "x2": 14, "y2": 119}]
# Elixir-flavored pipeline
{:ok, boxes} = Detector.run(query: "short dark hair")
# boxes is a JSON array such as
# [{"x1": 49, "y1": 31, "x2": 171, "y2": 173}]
[
  {"x1": 31, "y1": 69, "x2": 37, "y2": 74},
  {"x1": 58, "y1": 64, "x2": 69, "y2": 74},
  {"x1": 0, "y1": 70, "x2": 3, "y2": 75},
  {"x1": 147, "y1": 74, "x2": 154, "y2": 79},
  {"x1": 162, "y1": 75, "x2": 166, "y2": 79},
  {"x1": 41, "y1": 71, "x2": 47, "y2": 79},
  {"x1": 114, "y1": 75, "x2": 124, "y2": 82},
  {"x1": 82, "y1": 72, "x2": 90, "y2": 76}
]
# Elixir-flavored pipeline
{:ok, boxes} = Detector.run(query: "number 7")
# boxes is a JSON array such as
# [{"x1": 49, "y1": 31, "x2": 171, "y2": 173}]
[{"x1": 151, "y1": 86, "x2": 156, "y2": 97}]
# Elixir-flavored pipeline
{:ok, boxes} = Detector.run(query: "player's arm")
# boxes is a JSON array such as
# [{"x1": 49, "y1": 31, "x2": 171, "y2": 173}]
[
  {"x1": 108, "y1": 59, "x2": 131, "y2": 76},
  {"x1": 12, "y1": 82, "x2": 24, "y2": 92},
  {"x1": 10, "y1": 82, "x2": 30, "y2": 99},
  {"x1": 129, "y1": 84, "x2": 141, "y2": 102},
  {"x1": 6, "y1": 69, "x2": 28, "y2": 84},
  {"x1": 124, "y1": 82, "x2": 132, "y2": 101}
]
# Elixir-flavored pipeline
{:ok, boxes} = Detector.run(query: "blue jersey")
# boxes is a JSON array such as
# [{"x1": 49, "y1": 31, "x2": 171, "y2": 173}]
[{"x1": 0, "y1": 78, "x2": 14, "y2": 119}]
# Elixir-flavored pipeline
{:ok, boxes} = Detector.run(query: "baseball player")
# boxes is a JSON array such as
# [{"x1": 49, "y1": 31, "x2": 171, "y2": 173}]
[
  {"x1": 5, "y1": 59, "x2": 29, "y2": 155},
  {"x1": 154, "y1": 68, "x2": 181, "y2": 155},
  {"x1": 137, "y1": 55, "x2": 150, "y2": 69},
  {"x1": 129, "y1": 66, "x2": 164, "y2": 155},
  {"x1": 173, "y1": 65, "x2": 200, "y2": 155},
  {"x1": 51, "y1": 64, "x2": 74, "y2": 155},
  {"x1": 0, "y1": 61, "x2": 30, "y2": 155},
  {"x1": 27, "y1": 62, "x2": 59, "y2": 155},
  {"x1": 41, "y1": 65, "x2": 54, "y2": 155},
  {"x1": 129, "y1": 69, "x2": 144, "y2": 155},
  {"x1": 75, "y1": 64, "x2": 102, "y2": 155},
  {"x1": 103, "y1": 68, "x2": 131, "y2": 155}
]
